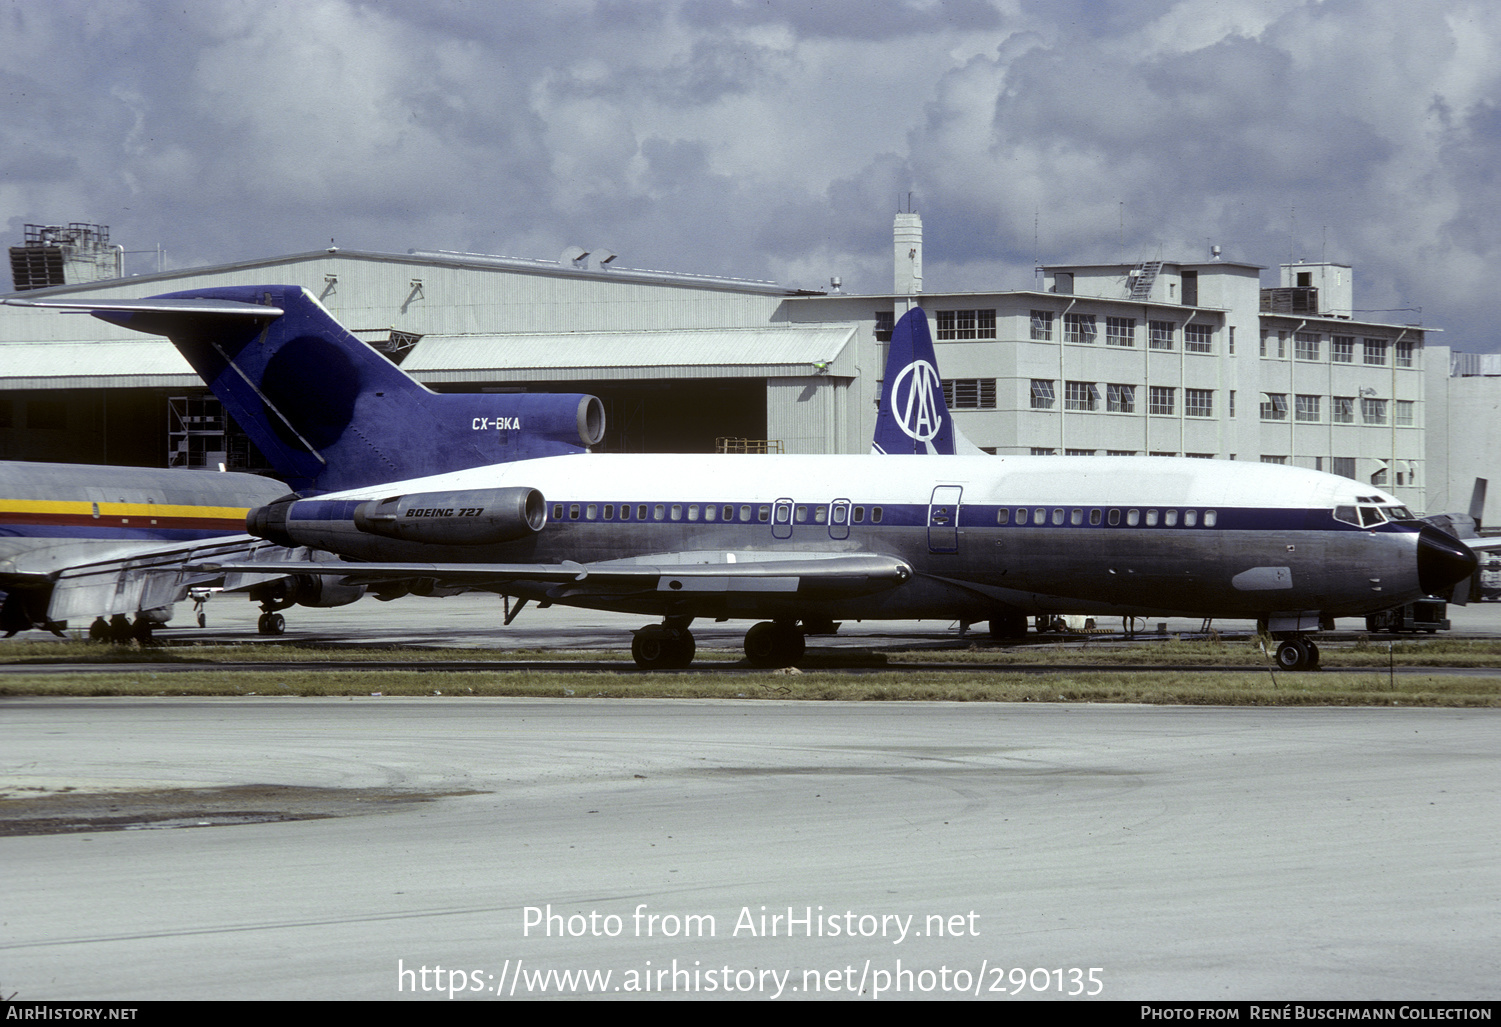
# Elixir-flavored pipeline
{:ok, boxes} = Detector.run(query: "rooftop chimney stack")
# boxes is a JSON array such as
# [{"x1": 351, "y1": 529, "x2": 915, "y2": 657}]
[{"x1": 894, "y1": 211, "x2": 922, "y2": 296}]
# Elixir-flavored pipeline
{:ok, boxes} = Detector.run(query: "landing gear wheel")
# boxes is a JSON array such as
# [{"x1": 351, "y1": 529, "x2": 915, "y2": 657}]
[
  {"x1": 107, "y1": 614, "x2": 133, "y2": 644},
  {"x1": 989, "y1": 612, "x2": 1028, "y2": 639},
  {"x1": 89, "y1": 617, "x2": 110, "y2": 643},
  {"x1": 744, "y1": 621, "x2": 805, "y2": 668},
  {"x1": 1275, "y1": 637, "x2": 1317, "y2": 671},
  {"x1": 257, "y1": 612, "x2": 286, "y2": 636},
  {"x1": 631, "y1": 625, "x2": 695, "y2": 669},
  {"x1": 131, "y1": 617, "x2": 155, "y2": 645}
]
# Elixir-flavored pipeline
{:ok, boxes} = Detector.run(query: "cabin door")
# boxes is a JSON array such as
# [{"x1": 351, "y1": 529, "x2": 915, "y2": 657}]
[{"x1": 927, "y1": 485, "x2": 962, "y2": 553}]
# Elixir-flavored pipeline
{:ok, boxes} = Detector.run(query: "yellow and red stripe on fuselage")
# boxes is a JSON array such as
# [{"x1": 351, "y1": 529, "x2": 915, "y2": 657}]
[{"x1": 0, "y1": 498, "x2": 252, "y2": 541}]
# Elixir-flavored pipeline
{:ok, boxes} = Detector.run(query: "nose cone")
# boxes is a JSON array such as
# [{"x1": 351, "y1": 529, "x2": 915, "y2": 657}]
[{"x1": 1417, "y1": 525, "x2": 1478, "y2": 597}]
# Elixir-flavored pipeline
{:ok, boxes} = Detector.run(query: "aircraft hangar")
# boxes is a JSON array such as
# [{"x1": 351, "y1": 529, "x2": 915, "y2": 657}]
[{"x1": 0, "y1": 240, "x2": 868, "y2": 470}]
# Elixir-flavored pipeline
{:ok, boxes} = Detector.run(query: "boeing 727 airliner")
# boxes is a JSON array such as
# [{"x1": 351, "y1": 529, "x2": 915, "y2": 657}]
[{"x1": 205, "y1": 309, "x2": 1477, "y2": 671}]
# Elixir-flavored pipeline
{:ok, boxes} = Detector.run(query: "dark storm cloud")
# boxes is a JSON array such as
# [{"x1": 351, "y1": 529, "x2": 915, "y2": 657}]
[{"x1": 5, "y1": 0, "x2": 1501, "y2": 351}]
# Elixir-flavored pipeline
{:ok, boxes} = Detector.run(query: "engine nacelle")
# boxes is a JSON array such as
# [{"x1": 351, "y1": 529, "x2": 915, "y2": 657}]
[
  {"x1": 247, "y1": 487, "x2": 546, "y2": 553},
  {"x1": 250, "y1": 574, "x2": 366, "y2": 610},
  {"x1": 353, "y1": 487, "x2": 546, "y2": 545}
]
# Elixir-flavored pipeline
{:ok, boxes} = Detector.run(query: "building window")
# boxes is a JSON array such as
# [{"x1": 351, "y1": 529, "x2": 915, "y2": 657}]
[
  {"x1": 1362, "y1": 397, "x2": 1387, "y2": 424},
  {"x1": 1295, "y1": 332, "x2": 1321, "y2": 361},
  {"x1": 1106, "y1": 383, "x2": 1135, "y2": 413},
  {"x1": 1332, "y1": 457, "x2": 1356, "y2": 479},
  {"x1": 1064, "y1": 313, "x2": 1097, "y2": 344},
  {"x1": 1065, "y1": 381, "x2": 1099, "y2": 411},
  {"x1": 1260, "y1": 393, "x2": 1288, "y2": 421},
  {"x1": 1396, "y1": 400, "x2": 1414, "y2": 426},
  {"x1": 1261, "y1": 455, "x2": 1288, "y2": 465},
  {"x1": 1106, "y1": 317, "x2": 1136, "y2": 347},
  {"x1": 1396, "y1": 339, "x2": 1415, "y2": 367},
  {"x1": 1371, "y1": 462, "x2": 1388, "y2": 487},
  {"x1": 1364, "y1": 338, "x2": 1388, "y2": 365},
  {"x1": 1065, "y1": 448, "x2": 1096, "y2": 456},
  {"x1": 1030, "y1": 379, "x2": 1056, "y2": 410},
  {"x1": 1332, "y1": 336, "x2": 1354, "y2": 363},
  {"x1": 936, "y1": 309, "x2": 997, "y2": 340},
  {"x1": 1184, "y1": 324, "x2": 1213, "y2": 353},
  {"x1": 1229, "y1": 391, "x2": 1236, "y2": 417},
  {"x1": 1149, "y1": 320, "x2": 1175, "y2": 350},
  {"x1": 1030, "y1": 447, "x2": 1057, "y2": 456},
  {"x1": 1149, "y1": 386, "x2": 1175, "y2": 415},
  {"x1": 1332, "y1": 396, "x2": 1355, "y2": 424},
  {"x1": 1295, "y1": 394, "x2": 1321, "y2": 422},
  {"x1": 1030, "y1": 310, "x2": 1054, "y2": 341},
  {"x1": 943, "y1": 378, "x2": 997, "y2": 409},
  {"x1": 1229, "y1": 326, "x2": 1236, "y2": 354},
  {"x1": 1185, "y1": 389, "x2": 1214, "y2": 417},
  {"x1": 1107, "y1": 449, "x2": 1138, "y2": 456},
  {"x1": 874, "y1": 311, "x2": 893, "y2": 342}
]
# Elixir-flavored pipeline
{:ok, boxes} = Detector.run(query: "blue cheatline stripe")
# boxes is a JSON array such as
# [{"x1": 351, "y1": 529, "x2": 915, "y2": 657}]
[
  {"x1": 393, "y1": 500, "x2": 1420, "y2": 535},
  {"x1": 0, "y1": 524, "x2": 241, "y2": 542}
]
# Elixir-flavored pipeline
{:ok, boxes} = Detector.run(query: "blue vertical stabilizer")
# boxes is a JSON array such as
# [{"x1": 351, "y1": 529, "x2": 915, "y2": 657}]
[
  {"x1": 87, "y1": 286, "x2": 603, "y2": 493},
  {"x1": 870, "y1": 306, "x2": 980, "y2": 455}
]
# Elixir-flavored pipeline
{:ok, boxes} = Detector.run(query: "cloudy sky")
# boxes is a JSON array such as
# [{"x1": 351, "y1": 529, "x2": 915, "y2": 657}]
[{"x1": 5, "y1": 0, "x2": 1501, "y2": 350}]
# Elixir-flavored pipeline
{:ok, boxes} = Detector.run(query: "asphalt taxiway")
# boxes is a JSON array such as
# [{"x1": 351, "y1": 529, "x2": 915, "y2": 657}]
[{"x1": 2, "y1": 696, "x2": 1498, "y2": 1001}]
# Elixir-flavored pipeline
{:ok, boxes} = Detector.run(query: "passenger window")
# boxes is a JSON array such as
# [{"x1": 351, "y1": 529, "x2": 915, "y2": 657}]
[
  {"x1": 723, "y1": 505, "x2": 735, "y2": 521},
  {"x1": 704, "y1": 505, "x2": 716, "y2": 522},
  {"x1": 1165, "y1": 509, "x2": 1178, "y2": 526},
  {"x1": 569, "y1": 504, "x2": 580, "y2": 520},
  {"x1": 814, "y1": 506, "x2": 827, "y2": 524},
  {"x1": 795, "y1": 505, "x2": 808, "y2": 523},
  {"x1": 654, "y1": 504, "x2": 665, "y2": 520},
  {"x1": 775, "y1": 505, "x2": 791, "y2": 524},
  {"x1": 670, "y1": 504, "x2": 682, "y2": 521},
  {"x1": 1108, "y1": 509, "x2": 1120, "y2": 526},
  {"x1": 553, "y1": 504, "x2": 563, "y2": 520},
  {"x1": 1016, "y1": 508, "x2": 1028, "y2": 525},
  {"x1": 585, "y1": 504, "x2": 597, "y2": 520},
  {"x1": 1127, "y1": 509, "x2": 1139, "y2": 526},
  {"x1": 853, "y1": 506, "x2": 865, "y2": 523},
  {"x1": 739, "y1": 505, "x2": 752, "y2": 522},
  {"x1": 1052, "y1": 508, "x2": 1065, "y2": 526},
  {"x1": 1089, "y1": 509, "x2": 1102, "y2": 526},
  {"x1": 1184, "y1": 510, "x2": 1197, "y2": 527},
  {"x1": 831, "y1": 505, "x2": 845, "y2": 524},
  {"x1": 873, "y1": 507, "x2": 884, "y2": 523},
  {"x1": 1146, "y1": 509, "x2": 1158, "y2": 526},
  {"x1": 1204, "y1": 509, "x2": 1217, "y2": 527},
  {"x1": 687, "y1": 505, "x2": 699, "y2": 521},
  {"x1": 637, "y1": 505, "x2": 647, "y2": 521},
  {"x1": 997, "y1": 508, "x2": 1010, "y2": 525},
  {"x1": 758, "y1": 505, "x2": 770, "y2": 522},
  {"x1": 1034, "y1": 507, "x2": 1046, "y2": 524},
  {"x1": 1070, "y1": 508, "x2": 1083, "y2": 526},
  {"x1": 604, "y1": 505, "x2": 614, "y2": 520}
]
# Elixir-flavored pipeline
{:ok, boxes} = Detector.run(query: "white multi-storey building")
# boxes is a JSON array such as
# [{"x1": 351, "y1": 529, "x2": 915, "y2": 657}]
[{"x1": 788, "y1": 215, "x2": 1431, "y2": 509}]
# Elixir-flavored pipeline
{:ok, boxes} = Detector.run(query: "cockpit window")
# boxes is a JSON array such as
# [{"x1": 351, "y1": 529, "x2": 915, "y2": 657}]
[
  {"x1": 1383, "y1": 505, "x2": 1415, "y2": 520},
  {"x1": 1358, "y1": 505, "x2": 1387, "y2": 527},
  {"x1": 1334, "y1": 505, "x2": 1358, "y2": 526}
]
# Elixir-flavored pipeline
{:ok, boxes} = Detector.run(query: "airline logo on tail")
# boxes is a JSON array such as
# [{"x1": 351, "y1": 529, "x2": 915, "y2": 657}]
[{"x1": 871, "y1": 307, "x2": 980, "y2": 455}]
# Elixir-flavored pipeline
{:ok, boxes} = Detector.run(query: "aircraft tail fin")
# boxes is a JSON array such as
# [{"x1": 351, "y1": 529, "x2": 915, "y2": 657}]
[
  {"x1": 14, "y1": 286, "x2": 603, "y2": 493},
  {"x1": 870, "y1": 306, "x2": 982, "y2": 455}
]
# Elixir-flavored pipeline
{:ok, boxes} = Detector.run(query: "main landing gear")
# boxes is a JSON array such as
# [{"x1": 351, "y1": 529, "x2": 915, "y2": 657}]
[
  {"x1": 1272, "y1": 636, "x2": 1320, "y2": 671},
  {"x1": 628, "y1": 619, "x2": 809, "y2": 669},
  {"x1": 630, "y1": 621, "x2": 695, "y2": 669}
]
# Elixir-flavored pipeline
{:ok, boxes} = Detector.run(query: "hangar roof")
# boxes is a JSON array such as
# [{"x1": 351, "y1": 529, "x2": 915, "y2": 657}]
[
  {"x1": 0, "y1": 340, "x2": 197, "y2": 389},
  {"x1": 403, "y1": 325, "x2": 858, "y2": 383}
]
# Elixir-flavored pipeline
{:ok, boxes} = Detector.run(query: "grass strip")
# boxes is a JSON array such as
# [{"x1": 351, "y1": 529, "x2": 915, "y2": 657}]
[{"x1": 1, "y1": 668, "x2": 1498, "y2": 705}]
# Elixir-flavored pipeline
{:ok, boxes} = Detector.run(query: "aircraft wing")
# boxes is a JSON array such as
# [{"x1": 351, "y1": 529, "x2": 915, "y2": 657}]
[
  {"x1": 40, "y1": 535, "x2": 315, "y2": 622},
  {"x1": 187, "y1": 551, "x2": 914, "y2": 602}
]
